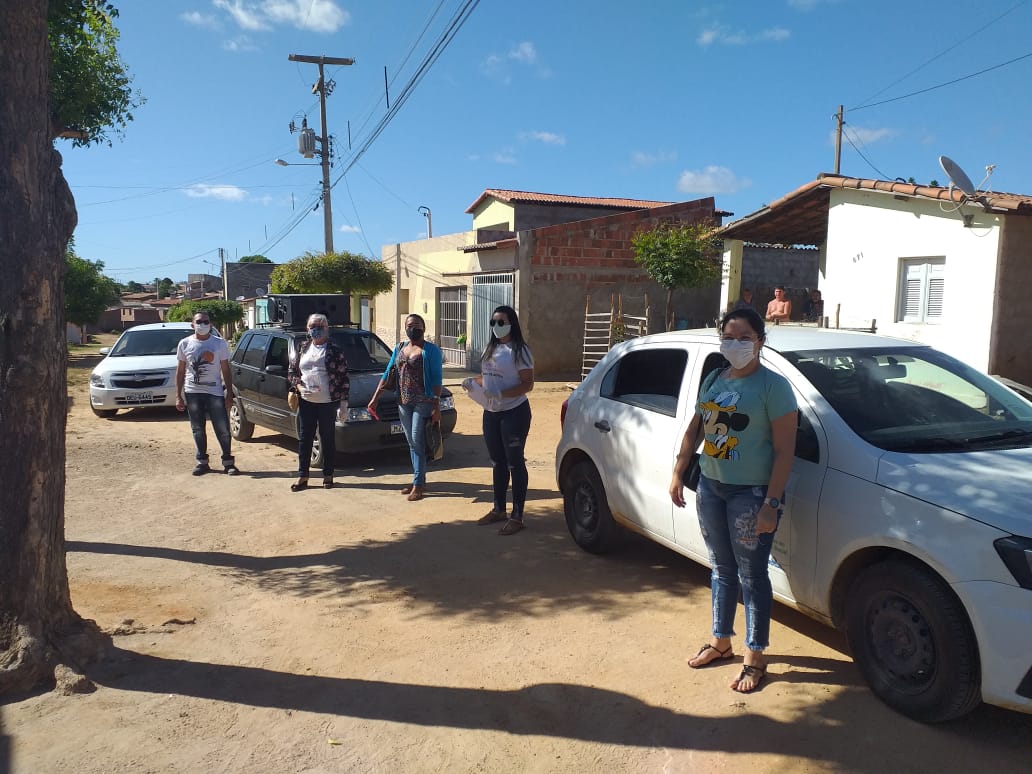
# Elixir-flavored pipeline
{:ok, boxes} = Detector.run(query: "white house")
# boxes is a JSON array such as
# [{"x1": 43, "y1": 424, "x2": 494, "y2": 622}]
[{"x1": 719, "y1": 174, "x2": 1032, "y2": 384}]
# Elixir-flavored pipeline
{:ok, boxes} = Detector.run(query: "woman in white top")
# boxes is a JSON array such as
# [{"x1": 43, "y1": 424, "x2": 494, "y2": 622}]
[
  {"x1": 287, "y1": 314, "x2": 350, "y2": 490},
  {"x1": 463, "y1": 305, "x2": 535, "y2": 535}
]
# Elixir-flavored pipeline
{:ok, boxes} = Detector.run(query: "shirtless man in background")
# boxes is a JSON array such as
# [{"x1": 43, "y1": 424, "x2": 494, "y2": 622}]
[{"x1": 765, "y1": 286, "x2": 792, "y2": 322}]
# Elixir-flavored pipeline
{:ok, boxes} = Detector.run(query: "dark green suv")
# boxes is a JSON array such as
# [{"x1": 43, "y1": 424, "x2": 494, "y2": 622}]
[{"x1": 229, "y1": 325, "x2": 457, "y2": 467}]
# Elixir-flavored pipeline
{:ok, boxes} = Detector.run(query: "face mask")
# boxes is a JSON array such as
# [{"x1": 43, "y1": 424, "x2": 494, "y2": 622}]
[
  {"x1": 309, "y1": 327, "x2": 326, "y2": 339},
  {"x1": 719, "y1": 339, "x2": 757, "y2": 369},
  {"x1": 194, "y1": 323, "x2": 211, "y2": 336},
  {"x1": 406, "y1": 326, "x2": 424, "y2": 341},
  {"x1": 491, "y1": 324, "x2": 511, "y2": 339}
]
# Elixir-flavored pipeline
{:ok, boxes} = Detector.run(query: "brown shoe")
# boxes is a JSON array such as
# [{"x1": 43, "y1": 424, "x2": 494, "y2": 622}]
[
  {"x1": 477, "y1": 510, "x2": 507, "y2": 525},
  {"x1": 407, "y1": 486, "x2": 425, "y2": 501},
  {"x1": 498, "y1": 518, "x2": 524, "y2": 535},
  {"x1": 401, "y1": 483, "x2": 429, "y2": 495}
]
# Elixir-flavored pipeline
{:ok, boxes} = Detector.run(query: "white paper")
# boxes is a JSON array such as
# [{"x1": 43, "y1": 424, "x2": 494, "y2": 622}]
[{"x1": 463, "y1": 379, "x2": 495, "y2": 410}]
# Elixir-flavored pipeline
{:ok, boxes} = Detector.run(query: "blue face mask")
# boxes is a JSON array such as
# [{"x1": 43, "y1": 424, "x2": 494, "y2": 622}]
[{"x1": 309, "y1": 327, "x2": 326, "y2": 339}]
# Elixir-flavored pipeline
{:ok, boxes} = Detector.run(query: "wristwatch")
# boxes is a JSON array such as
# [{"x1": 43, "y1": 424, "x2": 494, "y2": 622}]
[{"x1": 765, "y1": 497, "x2": 781, "y2": 509}]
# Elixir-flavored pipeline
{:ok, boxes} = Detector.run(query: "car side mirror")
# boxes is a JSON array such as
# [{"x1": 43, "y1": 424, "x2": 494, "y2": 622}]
[
  {"x1": 265, "y1": 364, "x2": 285, "y2": 375},
  {"x1": 99, "y1": 347, "x2": 110, "y2": 355}
]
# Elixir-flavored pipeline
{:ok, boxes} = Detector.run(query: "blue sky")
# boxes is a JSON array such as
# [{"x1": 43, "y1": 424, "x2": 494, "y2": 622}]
[{"x1": 62, "y1": 0, "x2": 1032, "y2": 283}]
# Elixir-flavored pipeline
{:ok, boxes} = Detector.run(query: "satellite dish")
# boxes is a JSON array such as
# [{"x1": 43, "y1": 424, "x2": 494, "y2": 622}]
[
  {"x1": 939, "y1": 155, "x2": 976, "y2": 196},
  {"x1": 256, "y1": 286, "x2": 268, "y2": 297}
]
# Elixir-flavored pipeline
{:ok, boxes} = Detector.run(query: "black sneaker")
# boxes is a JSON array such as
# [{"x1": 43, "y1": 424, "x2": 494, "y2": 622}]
[
  {"x1": 192, "y1": 462, "x2": 211, "y2": 476},
  {"x1": 224, "y1": 464, "x2": 240, "y2": 476}
]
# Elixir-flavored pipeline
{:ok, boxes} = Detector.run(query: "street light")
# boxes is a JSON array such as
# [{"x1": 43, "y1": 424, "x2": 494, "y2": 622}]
[
  {"x1": 418, "y1": 205, "x2": 432, "y2": 239},
  {"x1": 275, "y1": 158, "x2": 319, "y2": 166}
]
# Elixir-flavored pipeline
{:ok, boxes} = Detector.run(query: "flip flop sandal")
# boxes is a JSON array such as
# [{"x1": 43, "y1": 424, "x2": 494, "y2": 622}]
[
  {"x1": 477, "y1": 510, "x2": 507, "y2": 525},
  {"x1": 732, "y1": 664, "x2": 767, "y2": 693},
  {"x1": 687, "y1": 643, "x2": 734, "y2": 668}
]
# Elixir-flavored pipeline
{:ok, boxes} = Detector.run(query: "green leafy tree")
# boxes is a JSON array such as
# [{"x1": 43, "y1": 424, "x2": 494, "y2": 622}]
[
  {"x1": 48, "y1": 0, "x2": 144, "y2": 146},
  {"x1": 238, "y1": 254, "x2": 272, "y2": 264},
  {"x1": 631, "y1": 220, "x2": 722, "y2": 331},
  {"x1": 65, "y1": 245, "x2": 118, "y2": 342},
  {"x1": 270, "y1": 250, "x2": 393, "y2": 295},
  {"x1": 157, "y1": 277, "x2": 175, "y2": 299},
  {"x1": 1, "y1": 1, "x2": 141, "y2": 694},
  {"x1": 125, "y1": 280, "x2": 143, "y2": 292},
  {"x1": 166, "y1": 299, "x2": 244, "y2": 332}
]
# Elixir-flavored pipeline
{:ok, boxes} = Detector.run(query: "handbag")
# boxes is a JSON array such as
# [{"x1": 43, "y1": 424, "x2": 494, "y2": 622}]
[
  {"x1": 681, "y1": 452, "x2": 701, "y2": 492},
  {"x1": 425, "y1": 420, "x2": 444, "y2": 462},
  {"x1": 383, "y1": 345, "x2": 399, "y2": 391},
  {"x1": 287, "y1": 389, "x2": 299, "y2": 411}
]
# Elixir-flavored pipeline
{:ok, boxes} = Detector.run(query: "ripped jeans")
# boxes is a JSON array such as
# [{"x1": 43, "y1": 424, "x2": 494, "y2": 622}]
[
  {"x1": 696, "y1": 475, "x2": 780, "y2": 652},
  {"x1": 482, "y1": 400, "x2": 532, "y2": 520}
]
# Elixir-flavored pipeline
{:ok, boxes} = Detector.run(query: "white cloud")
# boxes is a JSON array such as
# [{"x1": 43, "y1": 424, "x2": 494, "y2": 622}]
[
  {"x1": 677, "y1": 166, "x2": 751, "y2": 195},
  {"x1": 223, "y1": 35, "x2": 258, "y2": 52},
  {"x1": 492, "y1": 150, "x2": 517, "y2": 165},
  {"x1": 789, "y1": 0, "x2": 829, "y2": 10},
  {"x1": 833, "y1": 126, "x2": 895, "y2": 146},
  {"x1": 184, "y1": 183, "x2": 247, "y2": 201},
  {"x1": 697, "y1": 24, "x2": 791, "y2": 46},
  {"x1": 213, "y1": 0, "x2": 349, "y2": 34},
  {"x1": 509, "y1": 41, "x2": 538, "y2": 64},
  {"x1": 521, "y1": 130, "x2": 566, "y2": 146},
  {"x1": 181, "y1": 11, "x2": 218, "y2": 28},
  {"x1": 339, "y1": 224, "x2": 361, "y2": 233},
  {"x1": 631, "y1": 150, "x2": 677, "y2": 168}
]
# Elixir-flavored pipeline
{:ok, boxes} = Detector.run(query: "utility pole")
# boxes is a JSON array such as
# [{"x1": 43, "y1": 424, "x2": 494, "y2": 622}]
[
  {"x1": 288, "y1": 54, "x2": 355, "y2": 255},
  {"x1": 220, "y1": 247, "x2": 227, "y2": 300},
  {"x1": 834, "y1": 105, "x2": 844, "y2": 174}
]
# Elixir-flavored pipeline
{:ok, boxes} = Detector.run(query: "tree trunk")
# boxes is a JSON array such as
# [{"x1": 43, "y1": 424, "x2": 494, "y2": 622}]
[
  {"x1": 665, "y1": 287, "x2": 674, "y2": 332},
  {"x1": 0, "y1": 0, "x2": 109, "y2": 696}
]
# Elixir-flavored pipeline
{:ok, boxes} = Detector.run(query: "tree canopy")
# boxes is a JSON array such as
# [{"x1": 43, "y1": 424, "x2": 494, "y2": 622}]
[
  {"x1": 631, "y1": 220, "x2": 722, "y2": 330},
  {"x1": 238, "y1": 254, "x2": 272, "y2": 264},
  {"x1": 65, "y1": 245, "x2": 118, "y2": 339},
  {"x1": 270, "y1": 251, "x2": 393, "y2": 295},
  {"x1": 48, "y1": 0, "x2": 143, "y2": 146},
  {"x1": 166, "y1": 299, "x2": 244, "y2": 330}
]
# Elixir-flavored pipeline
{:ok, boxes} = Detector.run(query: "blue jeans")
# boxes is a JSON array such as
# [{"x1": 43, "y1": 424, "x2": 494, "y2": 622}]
[
  {"x1": 184, "y1": 392, "x2": 234, "y2": 466},
  {"x1": 398, "y1": 401, "x2": 434, "y2": 486},
  {"x1": 482, "y1": 400, "x2": 532, "y2": 520},
  {"x1": 696, "y1": 475, "x2": 780, "y2": 652},
  {"x1": 297, "y1": 398, "x2": 339, "y2": 477}
]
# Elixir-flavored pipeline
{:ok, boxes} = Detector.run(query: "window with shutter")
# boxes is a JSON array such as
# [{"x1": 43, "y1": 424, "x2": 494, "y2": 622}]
[{"x1": 897, "y1": 258, "x2": 945, "y2": 323}]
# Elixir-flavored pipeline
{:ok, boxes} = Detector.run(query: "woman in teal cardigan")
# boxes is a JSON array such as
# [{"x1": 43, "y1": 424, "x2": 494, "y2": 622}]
[{"x1": 367, "y1": 313, "x2": 442, "y2": 500}]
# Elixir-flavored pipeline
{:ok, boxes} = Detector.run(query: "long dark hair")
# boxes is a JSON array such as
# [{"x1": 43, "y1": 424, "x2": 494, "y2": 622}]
[
  {"x1": 482, "y1": 304, "x2": 529, "y2": 365},
  {"x1": 719, "y1": 307, "x2": 766, "y2": 339}
]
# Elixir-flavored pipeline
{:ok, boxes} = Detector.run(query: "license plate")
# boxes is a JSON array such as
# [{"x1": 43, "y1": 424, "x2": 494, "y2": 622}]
[
  {"x1": 126, "y1": 391, "x2": 153, "y2": 403},
  {"x1": 390, "y1": 422, "x2": 404, "y2": 435}
]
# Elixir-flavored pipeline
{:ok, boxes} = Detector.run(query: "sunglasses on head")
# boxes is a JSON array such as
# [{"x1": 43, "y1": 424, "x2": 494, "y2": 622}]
[{"x1": 489, "y1": 319, "x2": 509, "y2": 327}]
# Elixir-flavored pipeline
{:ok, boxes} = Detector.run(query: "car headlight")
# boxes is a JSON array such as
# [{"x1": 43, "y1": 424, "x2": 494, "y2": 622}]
[
  {"x1": 439, "y1": 395, "x2": 454, "y2": 411},
  {"x1": 346, "y1": 406, "x2": 374, "y2": 423},
  {"x1": 89, "y1": 372, "x2": 105, "y2": 387},
  {"x1": 994, "y1": 536, "x2": 1032, "y2": 589}
]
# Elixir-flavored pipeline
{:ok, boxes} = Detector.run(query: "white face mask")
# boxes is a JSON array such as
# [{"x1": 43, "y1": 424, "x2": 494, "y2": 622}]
[
  {"x1": 194, "y1": 322, "x2": 211, "y2": 336},
  {"x1": 719, "y1": 338, "x2": 757, "y2": 369},
  {"x1": 491, "y1": 323, "x2": 511, "y2": 339}
]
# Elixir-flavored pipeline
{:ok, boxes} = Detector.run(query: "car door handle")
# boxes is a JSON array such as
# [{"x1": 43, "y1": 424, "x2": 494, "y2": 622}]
[{"x1": 594, "y1": 420, "x2": 611, "y2": 433}]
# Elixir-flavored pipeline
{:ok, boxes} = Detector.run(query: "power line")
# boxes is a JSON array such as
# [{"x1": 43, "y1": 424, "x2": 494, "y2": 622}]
[
  {"x1": 850, "y1": 49, "x2": 1032, "y2": 112},
  {"x1": 842, "y1": 124, "x2": 891, "y2": 179},
  {"x1": 851, "y1": 0, "x2": 1029, "y2": 110}
]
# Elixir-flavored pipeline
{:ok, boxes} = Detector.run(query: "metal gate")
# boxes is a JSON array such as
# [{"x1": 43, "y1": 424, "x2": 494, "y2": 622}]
[
  {"x1": 470, "y1": 273, "x2": 514, "y2": 371},
  {"x1": 436, "y1": 286, "x2": 467, "y2": 366}
]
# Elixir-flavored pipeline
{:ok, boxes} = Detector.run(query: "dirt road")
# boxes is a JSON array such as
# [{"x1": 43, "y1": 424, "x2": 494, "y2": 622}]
[{"x1": 3, "y1": 352, "x2": 1032, "y2": 773}]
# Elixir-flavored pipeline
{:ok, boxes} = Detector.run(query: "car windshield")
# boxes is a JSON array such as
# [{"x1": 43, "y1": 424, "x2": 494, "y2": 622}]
[
  {"x1": 783, "y1": 346, "x2": 1032, "y2": 453},
  {"x1": 109, "y1": 329, "x2": 192, "y2": 357},
  {"x1": 328, "y1": 330, "x2": 393, "y2": 372}
]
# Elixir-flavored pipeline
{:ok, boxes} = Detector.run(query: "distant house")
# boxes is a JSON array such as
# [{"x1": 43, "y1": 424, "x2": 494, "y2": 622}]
[
  {"x1": 719, "y1": 173, "x2": 1032, "y2": 383},
  {"x1": 376, "y1": 188, "x2": 729, "y2": 375}
]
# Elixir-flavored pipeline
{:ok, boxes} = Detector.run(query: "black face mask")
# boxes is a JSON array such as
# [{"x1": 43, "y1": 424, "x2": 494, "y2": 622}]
[{"x1": 406, "y1": 327, "x2": 424, "y2": 341}]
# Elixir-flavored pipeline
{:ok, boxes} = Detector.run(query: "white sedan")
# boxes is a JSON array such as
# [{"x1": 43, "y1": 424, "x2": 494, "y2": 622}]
[{"x1": 556, "y1": 327, "x2": 1032, "y2": 722}]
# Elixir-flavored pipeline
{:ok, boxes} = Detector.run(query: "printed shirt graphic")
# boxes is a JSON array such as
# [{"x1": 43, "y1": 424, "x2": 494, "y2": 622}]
[
  {"x1": 697, "y1": 366, "x2": 796, "y2": 486},
  {"x1": 482, "y1": 342, "x2": 534, "y2": 413},
  {"x1": 177, "y1": 335, "x2": 230, "y2": 397},
  {"x1": 299, "y1": 343, "x2": 332, "y2": 403}
]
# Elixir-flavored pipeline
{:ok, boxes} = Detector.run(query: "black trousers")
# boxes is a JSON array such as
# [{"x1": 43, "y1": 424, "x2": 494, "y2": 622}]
[
  {"x1": 298, "y1": 398, "x2": 339, "y2": 477},
  {"x1": 482, "y1": 400, "x2": 532, "y2": 519}
]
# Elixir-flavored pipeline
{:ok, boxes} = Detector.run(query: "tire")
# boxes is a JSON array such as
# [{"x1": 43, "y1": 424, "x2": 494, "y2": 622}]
[
  {"x1": 560, "y1": 459, "x2": 624, "y2": 554},
  {"x1": 845, "y1": 559, "x2": 981, "y2": 722},
  {"x1": 229, "y1": 399, "x2": 254, "y2": 441},
  {"x1": 91, "y1": 406, "x2": 118, "y2": 419},
  {"x1": 309, "y1": 425, "x2": 324, "y2": 470}
]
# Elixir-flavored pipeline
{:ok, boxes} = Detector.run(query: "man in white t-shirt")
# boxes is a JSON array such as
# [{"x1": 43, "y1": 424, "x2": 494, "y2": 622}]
[{"x1": 175, "y1": 311, "x2": 238, "y2": 475}]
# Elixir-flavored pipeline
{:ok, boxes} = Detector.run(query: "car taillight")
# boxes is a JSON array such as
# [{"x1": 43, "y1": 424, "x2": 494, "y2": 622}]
[{"x1": 560, "y1": 398, "x2": 569, "y2": 429}]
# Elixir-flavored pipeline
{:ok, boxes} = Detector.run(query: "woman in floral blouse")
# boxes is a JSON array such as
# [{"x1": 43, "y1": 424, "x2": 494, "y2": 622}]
[{"x1": 287, "y1": 314, "x2": 350, "y2": 490}]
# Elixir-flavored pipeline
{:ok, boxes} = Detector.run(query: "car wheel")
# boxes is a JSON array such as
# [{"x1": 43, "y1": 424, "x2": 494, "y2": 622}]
[
  {"x1": 91, "y1": 406, "x2": 118, "y2": 419},
  {"x1": 229, "y1": 399, "x2": 254, "y2": 441},
  {"x1": 560, "y1": 459, "x2": 623, "y2": 554},
  {"x1": 845, "y1": 559, "x2": 981, "y2": 722}
]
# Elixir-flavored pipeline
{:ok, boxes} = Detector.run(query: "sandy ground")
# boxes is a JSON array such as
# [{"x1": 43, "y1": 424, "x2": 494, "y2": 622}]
[{"x1": 2, "y1": 347, "x2": 1032, "y2": 773}]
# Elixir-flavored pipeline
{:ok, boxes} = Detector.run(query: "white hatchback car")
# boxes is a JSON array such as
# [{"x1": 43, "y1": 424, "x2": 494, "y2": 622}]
[
  {"x1": 556, "y1": 328, "x2": 1032, "y2": 722},
  {"x1": 88, "y1": 322, "x2": 204, "y2": 417}
]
